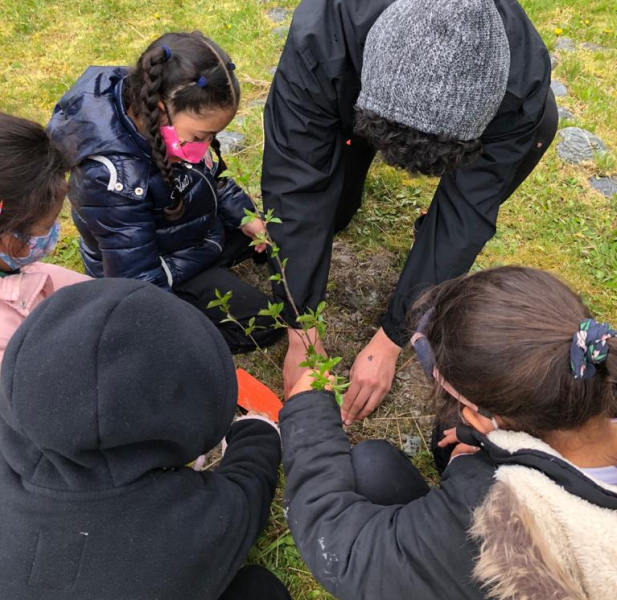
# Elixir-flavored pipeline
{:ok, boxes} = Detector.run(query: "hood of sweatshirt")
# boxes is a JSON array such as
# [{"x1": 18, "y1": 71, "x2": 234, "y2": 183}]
[{"x1": 0, "y1": 278, "x2": 237, "y2": 493}]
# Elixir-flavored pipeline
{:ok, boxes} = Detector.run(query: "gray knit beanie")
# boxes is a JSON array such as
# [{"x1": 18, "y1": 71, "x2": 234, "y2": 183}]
[{"x1": 357, "y1": 0, "x2": 511, "y2": 141}]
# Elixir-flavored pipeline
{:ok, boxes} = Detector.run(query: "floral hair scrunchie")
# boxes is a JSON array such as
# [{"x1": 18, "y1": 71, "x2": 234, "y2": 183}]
[{"x1": 570, "y1": 318, "x2": 617, "y2": 380}]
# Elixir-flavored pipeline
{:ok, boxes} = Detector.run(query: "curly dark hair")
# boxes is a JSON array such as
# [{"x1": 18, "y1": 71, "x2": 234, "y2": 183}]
[{"x1": 353, "y1": 108, "x2": 482, "y2": 177}]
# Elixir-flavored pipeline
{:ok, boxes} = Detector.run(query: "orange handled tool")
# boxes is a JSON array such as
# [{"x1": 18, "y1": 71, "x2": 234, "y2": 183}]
[{"x1": 236, "y1": 369, "x2": 283, "y2": 423}]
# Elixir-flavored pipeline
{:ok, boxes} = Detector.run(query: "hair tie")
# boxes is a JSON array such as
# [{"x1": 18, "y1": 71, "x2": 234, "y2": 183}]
[
  {"x1": 162, "y1": 45, "x2": 172, "y2": 62},
  {"x1": 195, "y1": 76, "x2": 209, "y2": 88},
  {"x1": 570, "y1": 318, "x2": 616, "y2": 380},
  {"x1": 0, "y1": 200, "x2": 4, "y2": 217},
  {"x1": 228, "y1": 62, "x2": 236, "y2": 71}
]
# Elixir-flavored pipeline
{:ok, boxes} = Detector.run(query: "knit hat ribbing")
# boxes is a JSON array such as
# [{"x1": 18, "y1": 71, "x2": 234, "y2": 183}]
[{"x1": 357, "y1": 0, "x2": 511, "y2": 141}]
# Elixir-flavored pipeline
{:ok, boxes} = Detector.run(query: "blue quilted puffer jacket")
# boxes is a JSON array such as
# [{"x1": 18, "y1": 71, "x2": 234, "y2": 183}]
[{"x1": 47, "y1": 66, "x2": 252, "y2": 289}]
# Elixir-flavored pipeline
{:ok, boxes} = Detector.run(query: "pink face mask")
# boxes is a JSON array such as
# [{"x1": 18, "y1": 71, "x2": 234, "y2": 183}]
[{"x1": 161, "y1": 126, "x2": 210, "y2": 164}]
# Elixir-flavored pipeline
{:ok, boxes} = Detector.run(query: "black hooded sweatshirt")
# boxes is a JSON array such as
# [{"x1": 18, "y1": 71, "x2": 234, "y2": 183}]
[{"x1": 0, "y1": 279, "x2": 281, "y2": 599}]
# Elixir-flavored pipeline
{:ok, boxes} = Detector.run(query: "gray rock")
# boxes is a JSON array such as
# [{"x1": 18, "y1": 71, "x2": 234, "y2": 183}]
[
  {"x1": 403, "y1": 434, "x2": 423, "y2": 458},
  {"x1": 555, "y1": 37, "x2": 576, "y2": 52},
  {"x1": 233, "y1": 115, "x2": 246, "y2": 127},
  {"x1": 272, "y1": 25, "x2": 290, "y2": 39},
  {"x1": 589, "y1": 177, "x2": 617, "y2": 198},
  {"x1": 551, "y1": 80, "x2": 568, "y2": 97},
  {"x1": 396, "y1": 370, "x2": 412, "y2": 382},
  {"x1": 268, "y1": 66, "x2": 278, "y2": 76},
  {"x1": 557, "y1": 106, "x2": 575, "y2": 122},
  {"x1": 267, "y1": 8, "x2": 290, "y2": 23},
  {"x1": 247, "y1": 97, "x2": 267, "y2": 108},
  {"x1": 550, "y1": 53, "x2": 559, "y2": 70},
  {"x1": 581, "y1": 42, "x2": 605, "y2": 51},
  {"x1": 217, "y1": 131, "x2": 246, "y2": 154},
  {"x1": 557, "y1": 127, "x2": 608, "y2": 164}
]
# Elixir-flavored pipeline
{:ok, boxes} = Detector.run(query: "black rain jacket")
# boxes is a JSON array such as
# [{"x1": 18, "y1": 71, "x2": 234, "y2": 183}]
[{"x1": 262, "y1": 0, "x2": 551, "y2": 345}]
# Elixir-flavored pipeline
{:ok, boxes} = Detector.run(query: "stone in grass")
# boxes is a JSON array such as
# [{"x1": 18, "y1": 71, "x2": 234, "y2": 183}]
[
  {"x1": 403, "y1": 434, "x2": 423, "y2": 458},
  {"x1": 589, "y1": 177, "x2": 617, "y2": 198},
  {"x1": 268, "y1": 66, "x2": 277, "y2": 76},
  {"x1": 217, "y1": 131, "x2": 246, "y2": 155},
  {"x1": 272, "y1": 25, "x2": 290, "y2": 39},
  {"x1": 247, "y1": 97, "x2": 267, "y2": 108},
  {"x1": 557, "y1": 127, "x2": 608, "y2": 164},
  {"x1": 550, "y1": 53, "x2": 559, "y2": 70},
  {"x1": 581, "y1": 42, "x2": 605, "y2": 51},
  {"x1": 555, "y1": 37, "x2": 576, "y2": 52},
  {"x1": 267, "y1": 8, "x2": 290, "y2": 23},
  {"x1": 557, "y1": 106, "x2": 575, "y2": 122},
  {"x1": 551, "y1": 80, "x2": 568, "y2": 97}
]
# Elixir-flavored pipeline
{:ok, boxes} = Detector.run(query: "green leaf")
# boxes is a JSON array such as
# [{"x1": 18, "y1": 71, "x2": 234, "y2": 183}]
[{"x1": 269, "y1": 273, "x2": 282, "y2": 282}]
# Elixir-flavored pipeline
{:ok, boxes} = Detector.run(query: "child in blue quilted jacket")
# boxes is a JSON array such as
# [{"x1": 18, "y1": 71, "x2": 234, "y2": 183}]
[{"x1": 48, "y1": 31, "x2": 279, "y2": 353}]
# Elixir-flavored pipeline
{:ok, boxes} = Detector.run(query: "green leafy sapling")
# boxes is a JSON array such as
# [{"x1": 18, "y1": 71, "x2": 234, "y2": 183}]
[{"x1": 208, "y1": 169, "x2": 349, "y2": 406}]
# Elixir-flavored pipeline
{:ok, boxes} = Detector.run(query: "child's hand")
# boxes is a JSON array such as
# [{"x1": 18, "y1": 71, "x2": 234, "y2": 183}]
[
  {"x1": 288, "y1": 370, "x2": 316, "y2": 398},
  {"x1": 438, "y1": 427, "x2": 479, "y2": 459},
  {"x1": 241, "y1": 218, "x2": 267, "y2": 253},
  {"x1": 288, "y1": 369, "x2": 334, "y2": 399}
]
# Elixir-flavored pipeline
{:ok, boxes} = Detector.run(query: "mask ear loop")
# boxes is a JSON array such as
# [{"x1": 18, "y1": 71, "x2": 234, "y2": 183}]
[{"x1": 412, "y1": 331, "x2": 499, "y2": 430}]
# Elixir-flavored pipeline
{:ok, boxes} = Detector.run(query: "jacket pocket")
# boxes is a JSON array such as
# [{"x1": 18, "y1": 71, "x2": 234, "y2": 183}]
[{"x1": 28, "y1": 529, "x2": 88, "y2": 590}]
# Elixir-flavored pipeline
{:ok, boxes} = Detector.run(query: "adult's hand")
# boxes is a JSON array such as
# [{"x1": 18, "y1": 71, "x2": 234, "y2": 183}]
[
  {"x1": 283, "y1": 328, "x2": 328, "y2": 399},
  {"x1": 342, "y1": 328, "x2": 402, "y2": 425}
]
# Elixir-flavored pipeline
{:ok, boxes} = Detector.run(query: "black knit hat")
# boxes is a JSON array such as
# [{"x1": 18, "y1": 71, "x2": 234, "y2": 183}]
[{"x1": 0, "y1": 279, "x2": 237, "y2": 492}]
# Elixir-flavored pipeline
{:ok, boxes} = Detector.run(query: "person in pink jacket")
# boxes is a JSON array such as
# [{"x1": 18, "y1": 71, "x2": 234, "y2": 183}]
[{"x1": 0, "y1": 112, "x2": 89, "y2": 362}]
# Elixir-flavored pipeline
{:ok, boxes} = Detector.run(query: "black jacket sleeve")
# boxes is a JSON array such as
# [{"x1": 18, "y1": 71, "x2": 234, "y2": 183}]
[
  {"x1": 381, "y1": 100, "x2": 555, "y2": 345},
  {"x1": 262, "y1": 40, "x2": 344, "y2": 327},
  {"x1": 213, "y1": 418, "x2": 281, "y2": 549},
  {"x1": 280, "y1": 391, "x2": 493, "y2": 600}
]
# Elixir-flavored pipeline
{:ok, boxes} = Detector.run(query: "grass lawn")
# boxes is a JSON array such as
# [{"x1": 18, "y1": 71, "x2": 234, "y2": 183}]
[{"x1": 2, "y1": 1, "x2": 616, "y2": 598}]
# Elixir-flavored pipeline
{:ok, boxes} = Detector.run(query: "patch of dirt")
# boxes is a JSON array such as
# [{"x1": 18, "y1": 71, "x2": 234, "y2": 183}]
[
  {"x1": 325, "y1": 241, "x2": 436, "y2": 454},
  {"x1": 233, "y1": 240, "x2": 438, "y2": 458}
]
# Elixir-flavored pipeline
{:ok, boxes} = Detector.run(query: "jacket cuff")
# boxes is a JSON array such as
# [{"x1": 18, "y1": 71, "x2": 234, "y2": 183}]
[
  {"x1": 281, "y1": 389, "x2": 339, "y2": 416},
  {"x1": 380, "y1": 312, "x2": 408, "y2": 348}
]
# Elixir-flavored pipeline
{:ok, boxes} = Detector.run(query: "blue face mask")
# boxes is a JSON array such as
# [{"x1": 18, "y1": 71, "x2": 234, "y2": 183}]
[{"x1": 0, "y1": 221, "x2": 60, "y2": 271}]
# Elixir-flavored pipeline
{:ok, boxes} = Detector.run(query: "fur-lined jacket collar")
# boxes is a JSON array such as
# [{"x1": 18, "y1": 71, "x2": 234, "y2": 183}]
[{"x1": 468, "y1": 429, "x2": 617, "y2": 600}]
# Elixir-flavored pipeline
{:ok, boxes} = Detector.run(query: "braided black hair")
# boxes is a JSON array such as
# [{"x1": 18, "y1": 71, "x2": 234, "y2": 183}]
[
  {"x1": 123, "y1": 32, "x2": 240, "y2": 220},
  {"x1": 354, "y1": 107, "x2": 482, "y2": 178}
]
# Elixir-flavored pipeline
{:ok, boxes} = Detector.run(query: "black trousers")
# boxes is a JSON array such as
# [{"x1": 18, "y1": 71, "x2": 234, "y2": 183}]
[
  {"x1": 174, "y1": 230, "x2": 283, "y2": 354},
  {"x1": 351, "y1": 440, "x2": 431, "y2": 505},
  {"x1": 220, "y1": 566, "x2": 291, "y2": 600}
]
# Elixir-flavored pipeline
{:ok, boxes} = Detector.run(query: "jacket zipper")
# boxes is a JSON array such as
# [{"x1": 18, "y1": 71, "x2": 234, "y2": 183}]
[{"x1": 180, "y1": 163, "x2": 222, "y2": 253}]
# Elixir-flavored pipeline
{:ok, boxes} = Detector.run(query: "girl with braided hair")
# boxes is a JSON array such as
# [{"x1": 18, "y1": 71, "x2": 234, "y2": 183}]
[{"x1": 48, "y1": 32, "x2": 280, "y2": 353}]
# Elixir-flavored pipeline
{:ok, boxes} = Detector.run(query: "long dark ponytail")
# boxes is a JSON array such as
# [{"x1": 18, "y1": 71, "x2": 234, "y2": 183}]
[{"x1": 123, "y1": 31, "x2": 240, "y2": 220}]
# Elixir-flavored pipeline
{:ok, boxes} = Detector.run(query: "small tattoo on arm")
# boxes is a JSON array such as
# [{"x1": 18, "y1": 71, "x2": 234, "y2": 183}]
[{"x1": 368, "y1": 355, "x2": 374, "y2": 362}]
